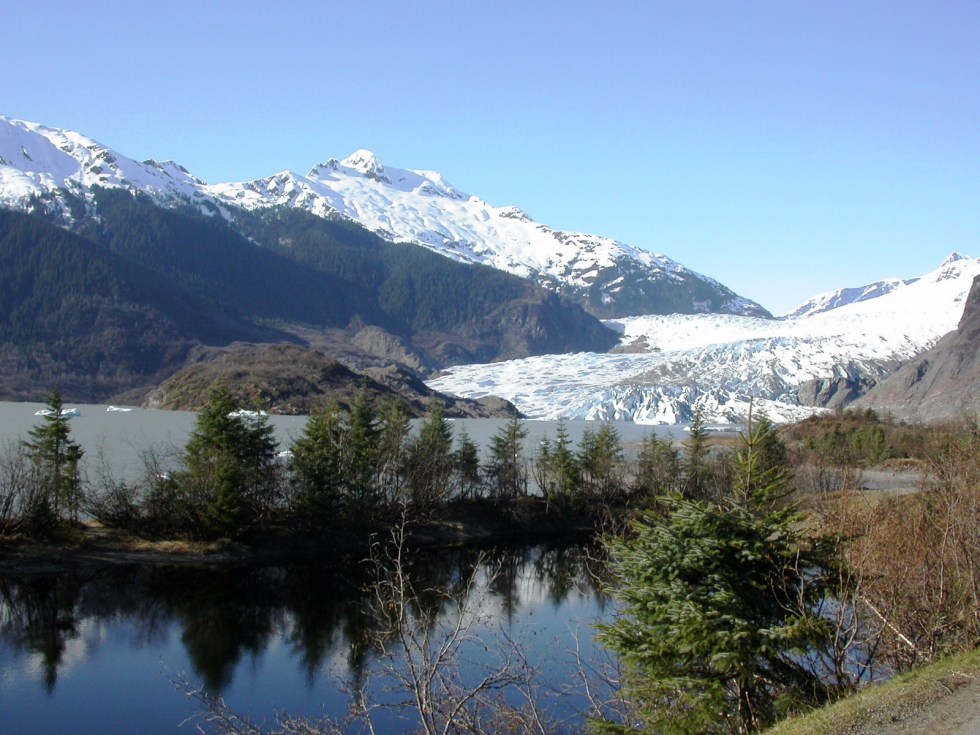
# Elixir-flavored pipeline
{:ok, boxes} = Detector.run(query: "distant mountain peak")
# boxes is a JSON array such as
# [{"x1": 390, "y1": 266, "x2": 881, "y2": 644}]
[
  {"x1": 784, "y1": 253, "x2": 978, "y2": 319},
  {"x1": 339, "y1": 149, "x2": 387, "y2": 181}
]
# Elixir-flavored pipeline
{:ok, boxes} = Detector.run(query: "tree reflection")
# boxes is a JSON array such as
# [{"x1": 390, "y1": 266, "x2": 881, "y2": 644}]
[
  {"x1": 0, "y1": 541, "x2": 600, "y2": 698},
  {"x1": 0, "y1": 573, "x2": 83, "y2": 692}
]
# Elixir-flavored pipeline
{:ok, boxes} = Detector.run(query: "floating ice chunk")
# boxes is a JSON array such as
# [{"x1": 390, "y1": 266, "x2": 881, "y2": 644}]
[
  {"x1": 34, "y1": 407, "x2": 80, "y2": 417},
  {"x1": 228, "y1": 409, "x2": 268, "y2": 419}
]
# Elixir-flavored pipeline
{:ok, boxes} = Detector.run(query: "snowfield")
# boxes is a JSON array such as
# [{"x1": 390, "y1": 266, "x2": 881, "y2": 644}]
[{"x1": 428, "y1": 254, "x2": 980, "y2": 424}]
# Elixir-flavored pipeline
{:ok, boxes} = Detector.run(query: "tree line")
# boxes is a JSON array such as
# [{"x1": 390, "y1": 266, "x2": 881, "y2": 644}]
[{"x1": 1, "y1": 385, "x2": 658, "y2": 541}]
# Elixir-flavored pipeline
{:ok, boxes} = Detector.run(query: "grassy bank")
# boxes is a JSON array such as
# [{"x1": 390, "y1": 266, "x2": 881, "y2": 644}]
[{"x1": 764, "y1": 647, "x2": 980, "y2": 735}]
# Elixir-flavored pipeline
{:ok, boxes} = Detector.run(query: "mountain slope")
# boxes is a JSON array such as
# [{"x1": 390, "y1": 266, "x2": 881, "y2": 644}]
[
  {"x1": 428, "y1": 254, "x2": 980, "y2": 424},
  {"x1": 0, "y1": 184, "x2": 616, "y2": 401},
  {"x1": 853, "y1": 274, "x2": 980, "y2": 421},
  {"x1": 0, "y1": 208, "x2": 290, "y2": 399},
  {"x1": 0, "y1": 115, "x2": 768, "y2": 319}
]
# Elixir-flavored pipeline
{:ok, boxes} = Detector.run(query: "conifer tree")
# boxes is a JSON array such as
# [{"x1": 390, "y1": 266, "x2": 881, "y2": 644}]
[
  {"x1": 405, "y1": 401, "x2": 455, "y2": 514},
  {"x1": 683, "y1": 406, "x2": 711, "y2": 499},
  {"x1": 535, "y1": 419, "x2": 580, "y2": 506},
  {"x1": 597, "y1": 413, "x2": 835, "y2": 734},
  {"x1": 454, "y1": 428, "x2": 481, "y2": 500},
  {"x1": 344, "y1": 382, "x2": 381, "y2": 512},
  {"x1": 486, "y1": 417, "x2": 527, "y2": 500},
  {"x1": 578, "y1": 422, "x2": 623, "y2": 500},
  {"x1": 290, "y1": 402, "x2": 344, "y2": 521},
  {"x1": 23, "y1": 389, "x2": 84, "y2": 526},
  {"x1": 183, "y1": 385, "x2": 278, "y2": 537}
]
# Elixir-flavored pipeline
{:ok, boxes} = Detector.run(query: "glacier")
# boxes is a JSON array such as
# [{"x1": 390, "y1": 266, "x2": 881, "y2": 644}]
[{"x1": 428, "y1": 254, "x2": 980, "y2": 424}]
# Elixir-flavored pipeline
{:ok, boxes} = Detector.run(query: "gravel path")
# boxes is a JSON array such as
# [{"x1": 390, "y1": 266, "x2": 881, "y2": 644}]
[{"x1": 847, "y1": 669, "x2": 980, "y2": 735}]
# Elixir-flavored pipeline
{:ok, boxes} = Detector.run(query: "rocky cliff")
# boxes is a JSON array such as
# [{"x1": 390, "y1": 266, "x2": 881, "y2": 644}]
[{"x1": 854, "y1": 275, "x2": 980, "y2": 422}]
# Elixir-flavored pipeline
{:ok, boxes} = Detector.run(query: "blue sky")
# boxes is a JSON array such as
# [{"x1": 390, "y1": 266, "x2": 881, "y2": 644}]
[{"x1": 3, "y1": 1, "x2": 977, "y2": 314}]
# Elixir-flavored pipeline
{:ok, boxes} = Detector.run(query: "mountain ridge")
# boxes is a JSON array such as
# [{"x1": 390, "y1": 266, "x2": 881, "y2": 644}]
[{"x1": 0, "y1": 114, "x2": 767, "y2": 319}]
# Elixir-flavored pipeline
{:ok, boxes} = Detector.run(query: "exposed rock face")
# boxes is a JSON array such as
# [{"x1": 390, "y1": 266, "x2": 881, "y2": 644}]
[
  {"x1": 796, "y1": 362, "x2": 892, "y2": 409},
  {"x1": 854, "y1": 275, "x2": 980, "y2": 422},
  {"x1": 350, "y1": 326, "x2": 427, "y2": 373},
  {"x1": 798, "y1": 376, "x2": 876, "y2": 409},
  {"x1": 143, "y1": 343, "x2": 519, "y2": 418}
]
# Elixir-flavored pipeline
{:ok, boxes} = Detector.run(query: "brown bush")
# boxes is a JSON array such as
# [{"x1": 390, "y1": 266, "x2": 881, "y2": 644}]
[{"x1": 831, "y1": 419, "x2": 979, "y2": 670}]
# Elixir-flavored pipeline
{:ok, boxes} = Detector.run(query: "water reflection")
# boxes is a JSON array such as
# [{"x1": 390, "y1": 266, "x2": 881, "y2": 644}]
[
  {"x1": 0, "y1": 543, "x2": 607, "y2": 733},
  {"x1": 0, "y1": 573, "x2": 85, "y2": 691}
]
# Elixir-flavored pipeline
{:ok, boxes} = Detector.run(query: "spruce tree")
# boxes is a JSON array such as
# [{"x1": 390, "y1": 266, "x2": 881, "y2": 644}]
[
  {"x1": 683, "y1": 406, "x2": 711, "y2": 499},
  {"x1": 405, "y1": 401, "x2": 455, "y2": 514},
  {"x1": 183, "y1": 385, "x2": 278, "y2": 537},
  {"x1": 486, "y1": 417, "x2": 527, "y2": 500},
  {"x1": 454, "y1": 428, "x2": 481, "y2": 500},
  {"x1": 535, "y1": 419, "x2": 580, "y2": 508},
  {"x1": 578, "y1": 422, "x2": 623, "y2": 500},
  {"x1": 344, "y1": 382, "x2": 381, "y2": 512},
  {"x1": 23, "y1": 389, "x2": 84, "y2": 527},
  {"x1": 597, "y1": 414, "x2": 836, "y2": 734},
  {"x1": 290, "y1": 402, "x2": 344, "y2": 521}
]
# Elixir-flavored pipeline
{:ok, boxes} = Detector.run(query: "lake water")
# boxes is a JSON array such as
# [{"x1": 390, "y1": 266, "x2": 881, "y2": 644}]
[
  {"x1": 0, "y1": 543, "x2": 613, "y2": 735},
  {"x1": 0, "y1": 403, "x2": 639, "y2": 733},
  {"x1": 0, "y1": 401, "x2": 686, "y2": 484}
]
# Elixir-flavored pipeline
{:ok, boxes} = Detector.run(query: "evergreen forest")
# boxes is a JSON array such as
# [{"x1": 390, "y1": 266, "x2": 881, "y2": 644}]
[{"x1": 0, "y1": 192, "x2": 616, "y2": 402}]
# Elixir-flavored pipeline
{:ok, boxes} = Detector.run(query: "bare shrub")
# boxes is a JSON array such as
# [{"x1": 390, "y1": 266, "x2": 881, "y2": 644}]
[
  {"x1": 834, "y1": 418, "x2": 979, "y2": 670},
  {"x1": 83, "y1": 447, "x2": 144, "y2": 531},
  {"x1": 0, "y1": 440, "x2": 32, "y2": 534}
]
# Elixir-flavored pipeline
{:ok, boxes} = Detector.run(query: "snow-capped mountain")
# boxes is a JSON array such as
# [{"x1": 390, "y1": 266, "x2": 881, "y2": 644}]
[
  {"x1": 208, "y1": 150, "x2": 768, "y2": 318},
  {"x1": 783, "y1": 276, "x2": 918, "y2": 318},
  {"x1": 428, "y1": 254, "x2": 980, "y2": 424},
  {"x1": 0, "y1": 115, "x2": 766, "y2": 319},
  {"x1": 0, "y1": 116, "x2": 207, "y2": 212}
]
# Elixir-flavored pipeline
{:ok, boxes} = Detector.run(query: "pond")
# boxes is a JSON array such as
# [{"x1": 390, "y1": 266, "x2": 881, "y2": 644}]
[{"x1": 0, "y1": 543, "x2": 616, "y2": 734}]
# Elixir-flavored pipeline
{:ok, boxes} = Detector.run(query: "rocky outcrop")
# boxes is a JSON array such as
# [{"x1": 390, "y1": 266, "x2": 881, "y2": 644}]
[
  {"x1": 143, "y1": 343, "x2": 519, "y2": 418},
  {"x1": 350, "y1": 325, "x2": 427, "y2": 373},
  {"x1": 853, "y1": 276, "x2": 980, "y2": 422},
  {"x1": 796, "y1": 362, "x2": 891, "y2": 409}
]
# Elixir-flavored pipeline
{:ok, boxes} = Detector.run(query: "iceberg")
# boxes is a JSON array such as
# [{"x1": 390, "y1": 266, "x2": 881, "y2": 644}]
[
  {"x1": 228, "y1": 409, "x2": 268, "y2": 419},
  {"x1": 34, "y1": 407, "x2": 80, "y2": 417}
]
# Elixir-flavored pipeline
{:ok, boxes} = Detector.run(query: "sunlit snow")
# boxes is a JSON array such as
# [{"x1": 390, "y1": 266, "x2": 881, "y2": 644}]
[
  {"x1": 428, "y1": 254, "x2": 980, "y2": 424},
  {"x1": 1, "y1": 115, "x2": 764, "y2": 316}
]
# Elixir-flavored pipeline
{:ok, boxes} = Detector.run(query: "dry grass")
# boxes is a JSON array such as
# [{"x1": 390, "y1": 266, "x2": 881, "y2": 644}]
[{"x1": 763, "y1": 647, "x2": 980, "y2": 735}]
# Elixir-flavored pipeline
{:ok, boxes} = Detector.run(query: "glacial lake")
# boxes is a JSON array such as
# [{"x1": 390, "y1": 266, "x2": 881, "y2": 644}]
[
  {"x1": 0, "y1": 401, "x2": 688, "y2": 484},
  {"x1": 0, "y1": 402, "x2": 661, "y2": 734}
]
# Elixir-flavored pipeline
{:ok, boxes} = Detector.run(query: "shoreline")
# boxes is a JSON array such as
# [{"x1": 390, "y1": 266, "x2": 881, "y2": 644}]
[{"x1": 0, "y1": 502, "x2": 602, "y2": 575}]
